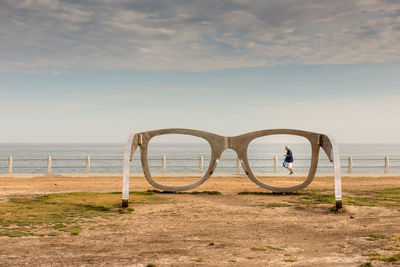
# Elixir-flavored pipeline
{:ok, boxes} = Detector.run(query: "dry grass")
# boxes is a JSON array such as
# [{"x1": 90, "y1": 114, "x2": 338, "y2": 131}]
[{"x1": 0, "y1": 191, "x2": 167, "y2": 237}]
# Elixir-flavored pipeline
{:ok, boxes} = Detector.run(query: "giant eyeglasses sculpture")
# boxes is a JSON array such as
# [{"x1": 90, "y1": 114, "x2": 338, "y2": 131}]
[{"x1": 122, "y1": 129, "x2": 342, "y2": 209}]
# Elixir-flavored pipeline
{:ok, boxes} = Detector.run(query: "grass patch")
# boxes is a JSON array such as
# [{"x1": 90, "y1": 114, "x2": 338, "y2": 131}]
[
  {"x1": 0, "y1": 191, "x2": 167, "y2": 237},
  {"x1": 291, "y1": 191, "x2": 334, "y2": 205},
  {"x1": 372, "y1": 253, "x2": 400, "y2": 263},
  {"x1": 238, "y1": 191, "x2": 299, "y2": 195},
  {"x1": 284, "y1": 258, "x2": 297, "y2": 262},
  {"x1": 365, "y1": 233, "x2": 390, "y2": 241},
  {"x1": 190, "y1": 258, "x2": 203, "y2": 262},
  {"x1": 119, "y1": 207, "x2": 134, "y2": 214},
  {"x1": 47, "y1": 232, "x2": 59, "y2": 236},
  {"x1": 267, "y1": 245, "x2": 284, "y2": 251},
  {"x1": 150, "y1": 190, "x2": 221, "y2": 195},
  {"x1": 238, "y1": 187, "x2": 400, "y2": 208},
  {"x1": 69, "y1": 225, "x2": 82, "y2": 235},
  {"x1": 383, "y1": 246, "x2": 396, "y2": 251},
  {"x1": 362, "y1": 250, "x2": 381, "y2": 257},
  {"x1": 288, "y1": 188, "x2": 400, "y2": 207},
  {"x1": 0, "y1": 230, "x2": 34, "y2": 237},
  {"x1": 257, "y1": 203, "x2": 291, "y2": 209},
  {"x1": 360, "y1": 262, "x2": 372, "y2": 267},
  {"x1": 251, "y1": 247, "x2": 266, "y2": 251}
]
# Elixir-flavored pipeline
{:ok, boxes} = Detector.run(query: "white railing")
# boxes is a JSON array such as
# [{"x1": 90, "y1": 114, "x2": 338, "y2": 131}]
[{"x1": 0, "y1": 156, "x2": 400, "y2": 175}]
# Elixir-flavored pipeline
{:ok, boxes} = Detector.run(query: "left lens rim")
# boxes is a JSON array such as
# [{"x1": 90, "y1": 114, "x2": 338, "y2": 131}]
[{"x1": 140, "y1": 129, "x2": 218, "y2": 191}]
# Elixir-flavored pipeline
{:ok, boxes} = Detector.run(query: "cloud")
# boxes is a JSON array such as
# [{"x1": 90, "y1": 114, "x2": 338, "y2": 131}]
[{"x1": 0, "y1": 0, "x2": 399, "y2": 72}]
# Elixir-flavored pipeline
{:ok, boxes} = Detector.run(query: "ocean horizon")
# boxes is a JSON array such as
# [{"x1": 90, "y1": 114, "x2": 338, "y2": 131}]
[{"x1": 1, "y1": 143, "x2": 400, "y2": 174}]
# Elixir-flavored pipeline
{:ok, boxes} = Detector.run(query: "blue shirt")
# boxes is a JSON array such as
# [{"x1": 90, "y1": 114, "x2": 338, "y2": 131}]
[{"x1": 286, "y1": 149, "x2": 293, "y2": 163}]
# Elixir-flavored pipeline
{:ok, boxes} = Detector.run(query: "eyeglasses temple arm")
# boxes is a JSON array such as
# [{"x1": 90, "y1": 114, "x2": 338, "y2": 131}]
[
  {"x1": 122, "y1": 134, "x2": 139, "y2": 207},
  {"x1": 320, "y1": 134, "x2": 343, "y2": 209}
]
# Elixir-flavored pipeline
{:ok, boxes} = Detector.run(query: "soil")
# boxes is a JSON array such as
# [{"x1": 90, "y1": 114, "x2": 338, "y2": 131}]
[{"x1": 1, "y1": 175, "x2": 400, "y2": 266}]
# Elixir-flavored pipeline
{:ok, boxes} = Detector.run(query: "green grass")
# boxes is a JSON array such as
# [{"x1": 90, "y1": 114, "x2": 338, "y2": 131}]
[
  {"x1": 150, "y1": 190, "x2": 221, "y2": 195},
  {"x1": 69, "y1": 225, "x2": 82, "y2": 235},
  {"x1": 266, "y1": 245, "x2": 284, "y2": 251},
  {"x1": 365, "y1": 233, "x2": 390, "y2": 241},
  {"x1": 289, "y1": 188, "x2": 400, "y2": 207},
  {"x1": 240, "y1": 188, "x2": 400, "y2": 208},
  {"x1": 251, "y1": 247, "x2": 266, "y2": 251},
  {"x1": 0, "y1": 191, "x2": 167, "y2": 237},
  {"x1": 258, "y1": 203, "x2": 291, "y2": 208},
  {"x1": 238, "y1": 191, "x2": 299, "y2": 195},
  {"x1": 363, "y1": 249, "x2": 400, "y2": 264},
  {"x1": 372, "y1": 253, "x2": 400, "y2": 262}
]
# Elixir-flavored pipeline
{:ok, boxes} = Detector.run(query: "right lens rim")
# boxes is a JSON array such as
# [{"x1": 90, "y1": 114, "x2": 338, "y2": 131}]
[{"x1": 242, "y1": 133, "x2": 320, "y2": 192}]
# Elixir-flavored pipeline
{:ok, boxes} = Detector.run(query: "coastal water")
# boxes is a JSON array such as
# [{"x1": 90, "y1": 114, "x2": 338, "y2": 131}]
[{"x1": 0, "y1": 143, "x2": 399, "y2": 174}]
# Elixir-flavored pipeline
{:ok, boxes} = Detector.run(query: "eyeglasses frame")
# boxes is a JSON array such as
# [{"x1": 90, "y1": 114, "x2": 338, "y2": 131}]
[{"x1": 122, "y1": 128, "x2": 342, "y2": 209}]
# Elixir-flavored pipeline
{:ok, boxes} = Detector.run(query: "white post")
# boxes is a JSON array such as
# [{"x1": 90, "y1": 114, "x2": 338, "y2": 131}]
[
  {"x1": 86, "y1": 156, "x2": 90, "y2": 174},
  {"x1": 162, "y1": 156, "x2": 166, "y2": 173},
  {"x1": 122, "y1": 134, "x2": 135, "y2": 207},
  {"x1": 348, "y1": 156, "x2": 353, "y2": 174},
  {"x1": 385, "y1": 156, "x2": 389, "y2": 174},
  {"x1": 274, "y1": 156, "x2": 278, "y2": 174},
  {"x1": 199, "y1": 156, "x2": 204, "y2": 174},
  {"x1": 236, "y1": 158, "x2": 240, "y2": 174},
  {"x1": 47, "y1": 156, "x2": 52, "y2": 174},
  {"x1": 8, "y1": 156, "x2": 12, "y2": 175}
]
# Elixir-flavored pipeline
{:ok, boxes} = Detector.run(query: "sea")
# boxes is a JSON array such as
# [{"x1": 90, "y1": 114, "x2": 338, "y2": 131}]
[{"x1": 0, "y1": 143, "x2": 399, "y2": 174}]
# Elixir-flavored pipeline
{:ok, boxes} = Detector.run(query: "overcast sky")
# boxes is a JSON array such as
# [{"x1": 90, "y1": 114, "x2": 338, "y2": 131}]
[{"x1": 0, "y1": 0, "x2": 399, "y2": 143}]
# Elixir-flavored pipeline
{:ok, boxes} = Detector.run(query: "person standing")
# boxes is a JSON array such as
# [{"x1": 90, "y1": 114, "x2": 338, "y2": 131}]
[{"x1": 284, "y1": 145, "x2": 294, "y2": 175}]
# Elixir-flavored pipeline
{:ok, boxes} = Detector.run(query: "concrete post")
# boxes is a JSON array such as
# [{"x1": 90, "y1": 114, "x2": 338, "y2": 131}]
[
  {"x1": 86, "y1": 156, "x2": 91, "y2": 174},
  {"x1": 274, "y1": 156, "x2": 278, "y2": 174},
  {"x1": 162, "y1": 156, "x2": 166, "y2": 173},
  {"x1": 385, "y1": 156, "x2": 389, "y2": 174},
  {"x1": 8, "y1": 156, "x2": 12, "y2": 175},
  {"x1": 47, "y1": 156, "x2": 52, "y2": 174},
  {"x1": 348, "y1": 156, "x2": 353, "y2": 174},
  {"x1": 236, "y1": 158, "x2": 240, "y2": 174},
  {"x1": 199, "y1": 156, "x2": 204, "y2": 174}
]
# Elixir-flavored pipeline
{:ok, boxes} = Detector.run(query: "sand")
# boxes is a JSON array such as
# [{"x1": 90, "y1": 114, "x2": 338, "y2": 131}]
[{"x1": 1, "y1": 175, "x2": 400, "y2": 266}]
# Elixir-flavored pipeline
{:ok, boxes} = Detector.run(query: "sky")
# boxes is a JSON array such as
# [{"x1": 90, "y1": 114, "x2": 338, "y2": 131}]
[{"x1": 0, "y1": 0, "x2": 399, "y2": 143}]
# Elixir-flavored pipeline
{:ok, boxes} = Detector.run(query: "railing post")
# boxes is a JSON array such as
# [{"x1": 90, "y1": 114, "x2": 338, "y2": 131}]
[
  {"x1": 162, "y1": 156, "x2": 166, "y2": 173},
  {"x1": 236, "y1": 158, "x2": 240, "y2": 174},
  {"x1": 385, "y1": 156, "x2": 389, "y2": 174},
  {"x1": 86, "y1": 156, "x2": 91, "y2": 174},
  {"x1": 348, "y1": 156, "x2": 353, "y2": 174},
  {"x1": 47, "y1": 156, "x2": 52, "y2": 174},
  {"x1": 8, "y1": 156, "x2": 12, "y2": 175},
  {"x1": 199, "y1": 156, "x2": 204, "y2": 174},
  {"x1": 274, "y1": 156, "x2": 278, "y2": 174}
]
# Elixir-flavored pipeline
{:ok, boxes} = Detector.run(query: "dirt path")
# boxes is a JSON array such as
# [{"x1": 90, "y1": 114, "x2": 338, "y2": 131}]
[{"x1": 1, "y1": 176, "x2": 400, "y2": 266}]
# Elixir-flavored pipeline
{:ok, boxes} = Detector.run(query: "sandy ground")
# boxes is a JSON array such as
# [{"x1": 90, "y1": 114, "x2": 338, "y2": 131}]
[{"x1": 1, "y1": 175, "x2": 400, "y2": 266}]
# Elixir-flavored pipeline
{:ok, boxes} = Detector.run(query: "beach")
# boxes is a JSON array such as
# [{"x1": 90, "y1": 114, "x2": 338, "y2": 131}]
[{"x1": 1, "y1": 175, "x2": 400, "y2": 266}]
